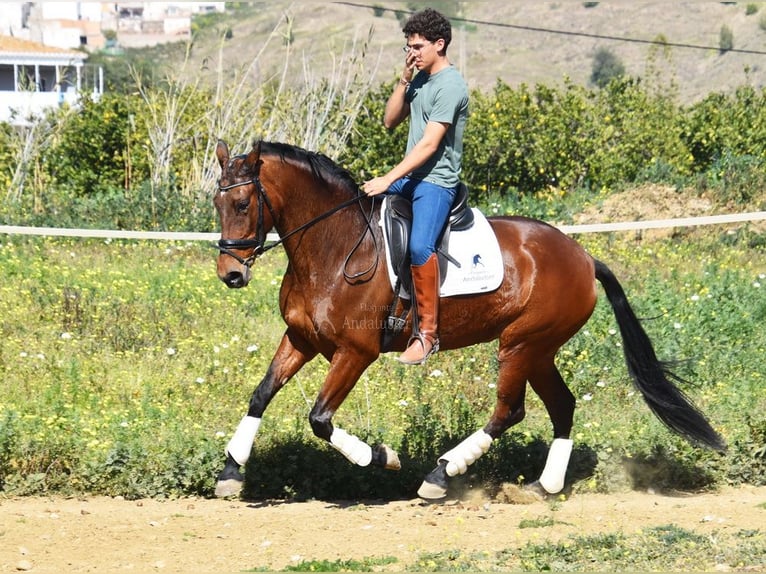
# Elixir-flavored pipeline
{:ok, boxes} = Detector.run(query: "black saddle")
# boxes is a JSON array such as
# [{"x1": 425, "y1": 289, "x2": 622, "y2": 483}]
[
  {"x1": 381, "y1": 183, "x2": 474, "y2": 350},
  {"x1": 384, "y1": 182, "x2": 474, "y2": 285}
]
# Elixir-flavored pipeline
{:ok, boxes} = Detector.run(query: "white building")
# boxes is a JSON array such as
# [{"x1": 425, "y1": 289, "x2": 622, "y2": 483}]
[
  {"x1": 0, "y1": 2, "x2": 224, "y2": 124},
  {"x1": 0, "y1": 2, "x2": 226, "y2": 50},
  {"x1": 0, "y1": 34, "x2": 99, "y2": 124}
]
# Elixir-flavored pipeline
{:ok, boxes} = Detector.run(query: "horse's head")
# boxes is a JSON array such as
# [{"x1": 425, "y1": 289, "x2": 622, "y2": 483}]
[{"x1": 214, "y1": 139, "x2": 274, "y2": 288}]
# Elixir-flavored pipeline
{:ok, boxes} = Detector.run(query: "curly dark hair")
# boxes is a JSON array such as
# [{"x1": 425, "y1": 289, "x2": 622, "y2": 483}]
[{"x1": 402, "y1": 8, "x2": 452, "y2": 50}]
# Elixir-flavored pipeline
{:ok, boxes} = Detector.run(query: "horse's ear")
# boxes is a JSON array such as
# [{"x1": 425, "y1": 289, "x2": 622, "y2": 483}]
[
  {"x1": 245, "y1": 140, "x2": 262, "y2": 169},
  {"x1": 216, "y1": 140, "x2": 229, "y2": 168}
]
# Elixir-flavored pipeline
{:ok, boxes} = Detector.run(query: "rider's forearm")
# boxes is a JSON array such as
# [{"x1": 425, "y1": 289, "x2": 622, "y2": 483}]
[{"x1": 383, "y1": 80, "x2": 410, "y2": 130}]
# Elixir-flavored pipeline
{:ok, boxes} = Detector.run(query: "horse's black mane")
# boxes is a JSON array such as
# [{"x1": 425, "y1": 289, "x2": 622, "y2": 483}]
[{"x1": 260, "y1": 141, "x2": 361, "y2": 196}]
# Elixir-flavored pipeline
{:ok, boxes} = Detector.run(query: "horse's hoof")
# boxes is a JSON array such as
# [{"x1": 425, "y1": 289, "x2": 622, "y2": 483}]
[
  {"x1": 382, "y1": 445, "x2": 401, "y2": 470},
  {"x1": 372, "y1": 444, "x2": 401, "y2": 470},
  {"x1": 417, "y1": 479, "x2": 447, "y2": 500},
  {"x1": 417, "y1": 460, "x2": 449, "y2": 500},
  {"x1": 524, "y1": 480, "x2": 552, "y2": 499},
  {"x1": 214, "y1": 478, "x2": 243, "y2": 498}
]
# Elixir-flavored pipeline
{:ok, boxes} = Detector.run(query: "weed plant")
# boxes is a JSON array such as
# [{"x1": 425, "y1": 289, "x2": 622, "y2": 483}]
[{"x1": 0, "y1": 226, "x2": 764, "y2": 500}]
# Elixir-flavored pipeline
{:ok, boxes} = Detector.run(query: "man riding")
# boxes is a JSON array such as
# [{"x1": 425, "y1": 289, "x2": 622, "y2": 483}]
[{"x1": 362, "y1": 7, "x2": 469, "y2": 365}]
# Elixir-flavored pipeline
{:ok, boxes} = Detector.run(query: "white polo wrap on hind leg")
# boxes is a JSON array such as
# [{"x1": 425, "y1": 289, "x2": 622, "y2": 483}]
[
  {"x1": 538, "y1": 438, "x2": 574, "y2": 494},
  {"x1": 226, "y1": 416, "x2": 262, "y2": 466},
  {"x1": 439, "y1": 429, "x2": 493, "y2": 477},
  {"x1": 330, "y1": 428, "x2": 372, "y2": 466}
]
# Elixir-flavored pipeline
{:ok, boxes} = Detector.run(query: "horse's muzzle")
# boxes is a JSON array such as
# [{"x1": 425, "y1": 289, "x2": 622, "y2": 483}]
[{"x1": 220, "y1": 267, "x2": 252, "y2": 289}]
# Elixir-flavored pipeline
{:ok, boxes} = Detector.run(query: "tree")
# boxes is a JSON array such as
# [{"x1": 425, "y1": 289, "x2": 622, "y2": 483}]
[{"x1": 590, "y1": 46, "x2": 626, "y2": 88}]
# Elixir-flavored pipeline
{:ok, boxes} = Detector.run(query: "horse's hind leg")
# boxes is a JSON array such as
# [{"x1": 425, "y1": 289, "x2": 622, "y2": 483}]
[
  {"x1": 527, "y1": 359, "x2": 576, "y2": 495},
  {"x1": 215, "y1": 330, "x2": 316, "y2": 497},
  {"x1": 418, "y1": 351, "x2": 530, "y2": 500}
]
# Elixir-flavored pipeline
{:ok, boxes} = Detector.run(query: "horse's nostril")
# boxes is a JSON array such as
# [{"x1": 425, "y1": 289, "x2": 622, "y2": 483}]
[{"x1": 223, "y1": 272, "x2": 245, "y2": 288}]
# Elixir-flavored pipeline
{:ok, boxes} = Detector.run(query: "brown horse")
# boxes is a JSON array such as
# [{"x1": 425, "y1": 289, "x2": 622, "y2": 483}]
[{"x1": 212, "y1": 139, "x2": 725, "y2": 499}]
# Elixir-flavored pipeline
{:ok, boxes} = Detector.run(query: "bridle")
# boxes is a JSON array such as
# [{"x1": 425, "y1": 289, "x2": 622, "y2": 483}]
[
  {"x1": 214, "y1": 173, "x2": 378, "y2": 280},
  {"x1": 215, "y1": 175, "x2": 275, "y2": 267}
]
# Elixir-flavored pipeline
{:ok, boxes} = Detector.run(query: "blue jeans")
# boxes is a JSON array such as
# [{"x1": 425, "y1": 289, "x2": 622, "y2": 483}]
[{"x1": 387, "y1": 177, "x2": 458, "y2": 266}]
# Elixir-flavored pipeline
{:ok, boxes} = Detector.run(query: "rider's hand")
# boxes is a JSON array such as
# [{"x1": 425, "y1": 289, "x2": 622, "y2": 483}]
[
  {"x1": 362, "y1": 176, "x2": 392, "y2": 197},
  {"x1": 402, "y1": 51, "x2": 416, "y2": 83}
]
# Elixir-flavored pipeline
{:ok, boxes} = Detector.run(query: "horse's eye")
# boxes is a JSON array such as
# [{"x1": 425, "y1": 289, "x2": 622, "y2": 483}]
[{"x1": 236, "y1": 199, "x2": 250, "y2": 213}]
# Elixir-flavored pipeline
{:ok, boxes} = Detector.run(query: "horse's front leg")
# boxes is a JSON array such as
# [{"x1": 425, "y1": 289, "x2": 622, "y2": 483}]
[
  {"x1": 215, "y1": 330, "x2": 316, "y2": 497},
  {"x1": 308, "y1": 351, "x2": 401, "y2": 471}
]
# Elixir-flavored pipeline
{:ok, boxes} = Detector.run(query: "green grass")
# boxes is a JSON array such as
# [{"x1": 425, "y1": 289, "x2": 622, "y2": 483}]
[
  {"x1": 405, "y1": 524, "x2": 765, "y2": 572},
  {"x1": 241, "y1": 523, "x2": 764, "y2": 571},
  {"x1": 0, "y1": 230, "x2": 764, "y2": 500}
]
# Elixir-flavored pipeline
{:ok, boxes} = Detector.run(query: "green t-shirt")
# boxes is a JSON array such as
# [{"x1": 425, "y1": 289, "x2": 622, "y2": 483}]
[{"x1": 405, "y1": 65, "x2": 469, "y2": 188}]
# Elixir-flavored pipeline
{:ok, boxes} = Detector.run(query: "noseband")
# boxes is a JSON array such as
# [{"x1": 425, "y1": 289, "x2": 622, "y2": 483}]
[{"x1": 215, "y1": 174, "x2": 371, "y2": 269}]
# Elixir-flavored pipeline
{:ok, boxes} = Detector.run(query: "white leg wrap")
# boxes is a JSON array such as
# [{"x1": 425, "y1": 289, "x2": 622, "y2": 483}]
[
  {"x1": 439, "y1": 429, "x2": 493, "y2": 477},
  {"x1": 330, "y1": 428, "x2": 372, "y2": 466},
  {"x1": 226, "y1": 416, "x2": 261, "y2": 466},
  {"x1": 538, "y1": 438, "x2": 574, "y2": 494}
]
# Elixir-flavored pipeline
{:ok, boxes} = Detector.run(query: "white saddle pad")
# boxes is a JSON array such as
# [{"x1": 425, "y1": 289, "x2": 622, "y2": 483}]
[{"x1": 380, "y1": 204, "x2": 504, "y2": 298}]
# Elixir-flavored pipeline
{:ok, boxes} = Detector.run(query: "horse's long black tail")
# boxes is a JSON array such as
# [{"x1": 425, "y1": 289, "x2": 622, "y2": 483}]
[{"x1": 594, "y1": 259, "x2": 727, "y2": 452}]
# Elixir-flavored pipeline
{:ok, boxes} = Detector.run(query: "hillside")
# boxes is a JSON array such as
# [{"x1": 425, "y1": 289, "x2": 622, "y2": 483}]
[{"x1": 180, "y1": 2, "x2": 766, "y2": 103}]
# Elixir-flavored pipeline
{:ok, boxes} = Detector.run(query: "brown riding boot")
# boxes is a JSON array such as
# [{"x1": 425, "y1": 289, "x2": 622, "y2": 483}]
[{"x1": 398, "y1": 253, "x2": 440, "y2": 365}]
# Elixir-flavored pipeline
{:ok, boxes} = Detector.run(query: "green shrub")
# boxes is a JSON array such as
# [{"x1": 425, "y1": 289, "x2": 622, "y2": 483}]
[
  {"x1": 46, "y1": 92, "x2": 148, "y2": 196},
  {"x1": 590, "y1": 46, "x2": 626, "y2": 88},
  {"x1": 719, "y1": 24, "x2": 734, "y2": 53}
]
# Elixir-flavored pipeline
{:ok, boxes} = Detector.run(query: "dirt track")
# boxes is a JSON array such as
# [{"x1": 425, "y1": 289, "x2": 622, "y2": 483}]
[{"x1": 1, "y1": 485, "x2": 765, "y2": 572}]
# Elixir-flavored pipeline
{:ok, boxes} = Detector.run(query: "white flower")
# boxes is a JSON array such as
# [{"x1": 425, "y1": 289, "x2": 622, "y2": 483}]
[
  {"x1": 60, "y1": 332, "x2": 72, "y2": 339},
  {"x1": 120, "y1": 421, "x2": 129, "y2": 428},
  {"x1": 195, "y1": 377, "x2": 205, "y2": 384},
  {"x1": 215, "y1": 431, "x2": 226, "y2": 438},
  {"x1": 608, "y1": 328, "x2": 617, "y2": 335},
  {"x1": 166, "y1": 347, "x2": 176, "y2": 355},
  {"x1": 753, "y1": 282, "x2": 761, "y2": 288},
  {"x1": 429, "y1": 369, "x2": 443, "y2": 377},
  {"x1": 674, "y1": 322, "x2": 682, "y2": 329},
  {"x1": 247, "y1": 344, "x2": 259, "y2": 353},
  {"x1": 690, "y1": 294, "x2": 700, "y2": 301},
  {"x1": 596, "y1": 381, "x2": 606, "y2": 387},
  {"x1": 398, "y1": 399, "x2": 408, "y2": 407},
  {"x1": 582, "y1": 393, "x2": 593, "y2": 401}
]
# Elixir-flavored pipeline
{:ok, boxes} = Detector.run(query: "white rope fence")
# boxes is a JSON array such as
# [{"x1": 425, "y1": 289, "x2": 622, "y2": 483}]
[{"x1": 1, "y1": 211, "x2": 765, "y2": 241}]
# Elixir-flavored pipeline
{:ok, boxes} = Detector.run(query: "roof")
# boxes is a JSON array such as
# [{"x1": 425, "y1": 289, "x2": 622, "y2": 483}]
[{"x1": 0, "y1": 35, "x2": 86, "y2": 62}]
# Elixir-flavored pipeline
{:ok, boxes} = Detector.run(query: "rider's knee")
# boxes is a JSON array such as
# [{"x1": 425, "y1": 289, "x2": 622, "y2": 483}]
[{"x1": 410, "y1": 246, "x2": 435, "y2": 267}]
